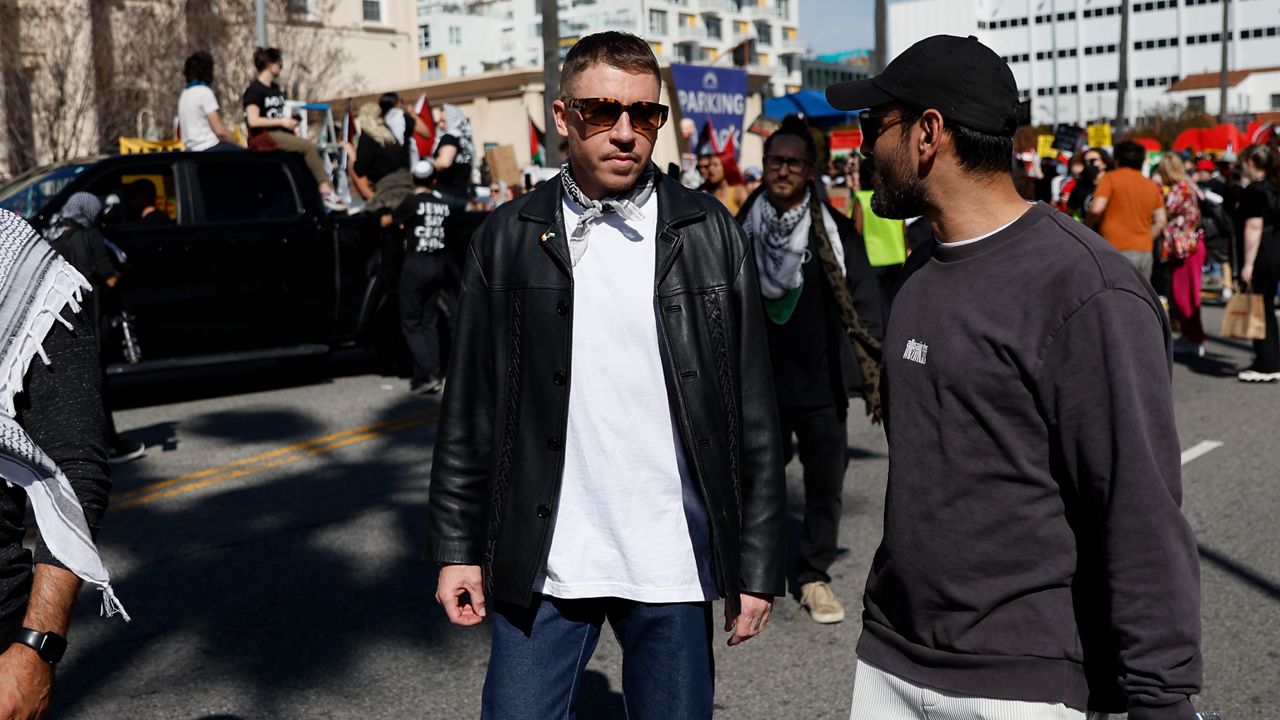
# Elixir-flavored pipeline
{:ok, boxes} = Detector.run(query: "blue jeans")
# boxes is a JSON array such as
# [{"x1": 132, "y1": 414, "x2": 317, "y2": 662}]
[{"x1": 482, "y1": 595, "x2": 715, "y2": 719}]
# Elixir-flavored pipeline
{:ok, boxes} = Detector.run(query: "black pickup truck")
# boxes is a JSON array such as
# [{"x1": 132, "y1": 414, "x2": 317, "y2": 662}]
[{"x1": 0, "y1": 151, "x2": 480, "y2": 374}]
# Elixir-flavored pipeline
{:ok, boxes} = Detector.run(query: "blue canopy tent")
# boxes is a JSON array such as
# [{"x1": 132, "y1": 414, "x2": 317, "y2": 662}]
[{"x1": 762, "y1": 90, "x2": 859, "y2": 127}]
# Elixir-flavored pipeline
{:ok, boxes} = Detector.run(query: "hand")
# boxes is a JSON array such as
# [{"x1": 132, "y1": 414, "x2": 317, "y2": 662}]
[
  {"x1": 724, "y1": 592, "x2": 773, "y2": 646},
  {"x1": 280, "y1": 117, "x2": 299, "y2": 131},
  {"x1": 1241, "y1": 264, "x2": 1253, "y2": 285},
  {"x1": 0, "y1": 644, "x2": 54, "y2": 720},
  {"x1": 435, "y1": 564, "x2": 486, "y2": 626}
]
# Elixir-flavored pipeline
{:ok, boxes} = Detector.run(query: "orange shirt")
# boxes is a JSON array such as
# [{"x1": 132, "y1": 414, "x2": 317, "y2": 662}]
[{"x1": 1094, "y1": 168, "x2": 1164, "y2": 252}]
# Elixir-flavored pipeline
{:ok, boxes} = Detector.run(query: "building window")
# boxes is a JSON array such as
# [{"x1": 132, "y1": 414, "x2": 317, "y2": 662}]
[
  {"x1": 1271, "y1": 94, "x2": 1280, "y2": 110},
  {"x1": 755, "y1": 21, "x2": 771, "y2": 46},
  {"x1": 649, "y1": 9, "x2": 667, "y2": 35},
  {"x1": 1188, "y1": 95, "x2": 1207, "y2": 111},
  {"x1": 287, "y1": 0, "x2": 312, "y2": 15},
  {"x1": 705, "y1": 16, "x2": 721, "y2": 39},
  {"x1": 776, "y1": 0, "x2": 789, "y2": 19},
  {"x1": 420, "y1": 25, "x2": 431, "y2": 50},
  {"x1": 448, "y1": 26, "x2": 462, "y2": 45},
  {"x1": 420, "y1": 54, "x2": 444, "y2": 81},
  {"x1": 363, "y1": 0, "x2": 382, "y2": 23}
]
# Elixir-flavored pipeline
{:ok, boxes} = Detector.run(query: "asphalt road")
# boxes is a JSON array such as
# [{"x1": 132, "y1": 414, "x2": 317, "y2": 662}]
[{"x1": 45, "y1": 301, "x2": 1280, "y2": 720}]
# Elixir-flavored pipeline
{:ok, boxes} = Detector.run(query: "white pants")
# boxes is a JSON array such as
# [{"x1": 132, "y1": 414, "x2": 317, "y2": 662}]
[{"x1": 849, "y1": 659, "x2": 1107, "y2": 720}]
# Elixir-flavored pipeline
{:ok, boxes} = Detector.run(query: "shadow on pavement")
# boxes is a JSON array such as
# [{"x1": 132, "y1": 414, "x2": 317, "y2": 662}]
[
  {"x1": 1199, "y1": 544, "x2": 1280, "y2": 602},
  {"x1": 52, "y1": 394, "x2": 463, "y2": 718}
]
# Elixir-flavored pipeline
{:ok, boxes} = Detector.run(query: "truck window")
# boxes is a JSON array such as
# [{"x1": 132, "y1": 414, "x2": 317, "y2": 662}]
[
  {"x1": 84, "y1": 165, "x2": 180, "y2": 227},
  {"x1": 0, "y1": 164, "x2": 90, "y2": 221},
  {"x1": 197, "y1": 161, "x2": 301, "y2": 223}
]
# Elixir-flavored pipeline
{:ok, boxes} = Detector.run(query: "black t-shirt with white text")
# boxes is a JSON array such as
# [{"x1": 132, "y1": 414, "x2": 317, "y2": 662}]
[
  {"x1": 242, "y1": 80, "x2": 286, "y2": 120},
  {"x1": 393, "y1": 191, "x2": 452, "y2": 253},
  {"x1": 434, "y1": 133, "x2": 472, "y2": 198}
]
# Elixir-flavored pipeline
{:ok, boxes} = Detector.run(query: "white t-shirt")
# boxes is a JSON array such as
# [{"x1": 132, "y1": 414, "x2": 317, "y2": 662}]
[
  {"x1": 533, "y1": 189, "x2": 717, "y2": 603},
  {"x1": 178, "y1": 85, "x2": 220, "y2": 152}
]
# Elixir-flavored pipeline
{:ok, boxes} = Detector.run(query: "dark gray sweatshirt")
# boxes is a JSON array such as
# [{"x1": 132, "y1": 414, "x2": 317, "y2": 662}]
[{"x1": 859, "y1": 202, "x2": 1202, "y2": 720}]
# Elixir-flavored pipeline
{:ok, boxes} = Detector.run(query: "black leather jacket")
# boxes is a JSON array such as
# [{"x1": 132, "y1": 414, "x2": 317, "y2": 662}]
[{"x1": 427, "y1": 170, "x2": 786, "y2": 615}]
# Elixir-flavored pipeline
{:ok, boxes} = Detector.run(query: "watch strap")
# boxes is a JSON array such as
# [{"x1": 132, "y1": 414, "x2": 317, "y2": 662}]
[{"x1": 13, "y1": 627, "x2": 67, "y2": 664}]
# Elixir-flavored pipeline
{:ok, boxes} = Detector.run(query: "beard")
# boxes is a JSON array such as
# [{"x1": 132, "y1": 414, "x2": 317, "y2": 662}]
[{"x1": 870, "y1": 143, "x2": 927, "y2": 219}]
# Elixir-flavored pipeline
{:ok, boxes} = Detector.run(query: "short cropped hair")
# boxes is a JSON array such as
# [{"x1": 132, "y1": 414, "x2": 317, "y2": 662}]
[
  {"x1": 253, "y1": 47, "x2": 283, "y2": 72},
  {"x1": 896, "y1": 107, "x2": 1014, "y2": 176},
  {"x1": 184, "y1": 51, "x2": 214, "y2": 85},
  {"x1": 560, "y1": 31, "x2": 661, "y2": 97},
  {"x1": 1114, "y1": 141, "x2": 1146, "y2": 170}
]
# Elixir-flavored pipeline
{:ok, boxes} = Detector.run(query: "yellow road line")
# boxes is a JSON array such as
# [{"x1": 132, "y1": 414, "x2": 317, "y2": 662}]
[{"x1": 111, "y1": 410, "x2": 439, "y2": 512}]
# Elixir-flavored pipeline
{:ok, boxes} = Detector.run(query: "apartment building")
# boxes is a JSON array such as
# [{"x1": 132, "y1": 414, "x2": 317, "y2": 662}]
[
  {"x1": 415, "y1": 0, "x2": 805, "y2": 97},
  {"x1": 887, "y1": 0, "x2": 1280, "y2": 126}
]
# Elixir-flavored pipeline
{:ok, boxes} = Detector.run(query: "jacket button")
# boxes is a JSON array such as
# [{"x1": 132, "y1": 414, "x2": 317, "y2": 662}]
[
  {"x1": 537, "y1": 505, "x2": 551, "y2": 519},
  {"x1": 556, "y1": 301, "x2": 569, "y2": 315},
  {"x1": 546, "y1": 438, "x2": 560, "y2": 451},
  {"x1": 553, "y1": 371, "x2": 566, "y2": 385}
]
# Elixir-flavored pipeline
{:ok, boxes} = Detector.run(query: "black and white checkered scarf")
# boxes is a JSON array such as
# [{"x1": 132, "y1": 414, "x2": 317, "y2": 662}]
[
  {"x1": 0, "y1": 209, "x2": 129, "y2": 621},
  {"x1": 560, "y1": 160, "x2": 656, "y2": 266}
]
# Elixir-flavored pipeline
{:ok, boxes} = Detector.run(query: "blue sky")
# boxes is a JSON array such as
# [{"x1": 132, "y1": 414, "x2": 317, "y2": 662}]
[{"x1": 800, "y1": 0, "x2": 878, "y2": 55}]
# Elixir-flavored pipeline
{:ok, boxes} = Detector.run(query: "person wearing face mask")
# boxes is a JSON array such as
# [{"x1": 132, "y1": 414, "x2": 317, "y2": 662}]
[
  {"x1": 427, "y1": 31, "x2": 785, "y2": 719},
  {"x1": 827, "y1": 34, "x2": 1202, "y2": 720}
]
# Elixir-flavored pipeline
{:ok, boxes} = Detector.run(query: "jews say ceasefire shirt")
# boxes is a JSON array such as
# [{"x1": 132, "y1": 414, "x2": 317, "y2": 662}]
[
  {"x1": 532, "y1": 190, "x2": 717, "y2": 603},
  {"x1": 860, "y1": 202, "x2": 1201, "y2": 720}
]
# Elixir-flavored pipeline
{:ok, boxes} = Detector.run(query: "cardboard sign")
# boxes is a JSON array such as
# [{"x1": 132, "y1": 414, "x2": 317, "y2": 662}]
[
  {"x1": 1037, "y1": 134, "x2": 1056, "y2": 158},
  {"x1": 1051, "y1": 124, "x2": 1085, "y2": 152},
  {"x1": 486, "y1": 145, "x2": 521, "y2": 187},
  {"x1": 827, "y1": 186, "x2": 852, "y2": 216},
  {"x1": 1087, "y1": 123, "x2": 1113, "y2": 148}
]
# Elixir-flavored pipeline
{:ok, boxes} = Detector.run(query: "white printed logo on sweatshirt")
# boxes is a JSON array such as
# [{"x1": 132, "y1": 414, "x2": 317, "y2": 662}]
[{"x1": 903, "y1": 338, "x2": 928, "y2": 365}]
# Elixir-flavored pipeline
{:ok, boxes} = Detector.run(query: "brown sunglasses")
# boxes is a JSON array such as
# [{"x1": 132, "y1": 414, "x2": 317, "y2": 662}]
[{"x1": 565, "y1": 97, "x2": 670, "y2": 133}]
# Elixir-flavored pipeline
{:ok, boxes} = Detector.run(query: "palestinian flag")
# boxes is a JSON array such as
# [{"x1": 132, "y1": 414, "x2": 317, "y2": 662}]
[
  {"x1": 414, "y1": 94, "x2": 436, "y2": 157},
  {"x1": 696, "y1": 118, "x2": 744, "y2": 185},
  {"x1": 530, "y1": 116, "x2": 546, "y2": 166}
]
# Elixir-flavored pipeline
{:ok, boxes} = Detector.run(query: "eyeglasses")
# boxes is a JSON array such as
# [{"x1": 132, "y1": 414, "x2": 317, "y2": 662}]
[
  {"x1": 858, "y1": 109, "x2": 914, "y2": 149},
  {"x1": 763, "y1": 154, "x2": 810, "y2": 173},
  {"x1": 565, "y1": 97, "x2": 670, "y2": 133}
]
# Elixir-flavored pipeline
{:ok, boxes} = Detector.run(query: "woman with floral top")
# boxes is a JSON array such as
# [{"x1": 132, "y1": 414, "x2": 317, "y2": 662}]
[{"x1": 1154, "y1": 152, "x2": 1207, "y2": 357}]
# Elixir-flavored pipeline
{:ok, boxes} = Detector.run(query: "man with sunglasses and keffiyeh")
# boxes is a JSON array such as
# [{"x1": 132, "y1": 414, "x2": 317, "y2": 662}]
[
  {"x1": 736, "y1": 114, "x2": 885, "y2": 629},
  {"x1": 428, "y1": 31, "x2": 786, "y2": 718}
]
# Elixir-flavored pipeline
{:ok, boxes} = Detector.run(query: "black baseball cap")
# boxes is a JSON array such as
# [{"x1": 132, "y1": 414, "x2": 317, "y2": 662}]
[{"x1": 827, "y1": 35, "x2": 1020, "y2": 137}]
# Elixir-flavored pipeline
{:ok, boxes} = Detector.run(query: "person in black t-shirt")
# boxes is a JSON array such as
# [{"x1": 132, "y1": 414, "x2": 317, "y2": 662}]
[
  {"x1": 242, "y1": 47, "x2": 346, "y2": 211},
  {"x1": 432, "y1": 103, "x2": 475, "y2": 212},
  {"x1": 1235, "y1": 142, "x2": 1280, "y2": 382},
  {"x1": 393, "y1": 160, "x2": 454, "y2": 393}
]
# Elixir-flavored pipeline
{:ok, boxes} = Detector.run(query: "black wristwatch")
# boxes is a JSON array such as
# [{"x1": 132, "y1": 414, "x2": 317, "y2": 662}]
[{"x1": 13, "y1": 628, "x2": 67, "y2": 664}]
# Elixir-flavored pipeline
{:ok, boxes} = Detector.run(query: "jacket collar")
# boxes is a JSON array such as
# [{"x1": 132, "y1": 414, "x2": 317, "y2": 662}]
[{"x1": 517, "y1": 165, "x2": 708, "y2": 283}]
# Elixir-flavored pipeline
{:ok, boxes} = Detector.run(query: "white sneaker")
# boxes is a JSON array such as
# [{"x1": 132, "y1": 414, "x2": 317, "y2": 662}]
[
  {"x1": 322, "y1": 192, "x2": 349, "y2": 212},
  {"x1": 1237, "y1": 369, "x2": 1280, "y2": 383}
]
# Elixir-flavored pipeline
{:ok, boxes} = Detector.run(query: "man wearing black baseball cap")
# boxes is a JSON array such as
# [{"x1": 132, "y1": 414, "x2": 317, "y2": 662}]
[{"x1": 827, "y1": 35, "x2": 1203, "y2": 720}]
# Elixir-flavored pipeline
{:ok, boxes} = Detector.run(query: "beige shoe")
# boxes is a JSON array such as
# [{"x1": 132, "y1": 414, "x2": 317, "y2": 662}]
[{"x1": 800, "y1": 581, "x2": 845, "y2": 624}]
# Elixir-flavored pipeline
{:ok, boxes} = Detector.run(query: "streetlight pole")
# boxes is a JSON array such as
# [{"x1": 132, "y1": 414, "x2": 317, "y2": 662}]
[
  {"x1": 1218, "y1": 0, "x2": 1230, "y2": 123},
  {"x1": 255, "y1": 0, "x2": 266, "y2": 48},
  {"x1": 1115, "y1": 0, "x2": 1130, "y2": 136},
  {"x1": 541, "y1": 0, "x2": 562, "y2": 168},
  {"x1": 874, "y1": 0, "x2": 887, "y2": 73}
]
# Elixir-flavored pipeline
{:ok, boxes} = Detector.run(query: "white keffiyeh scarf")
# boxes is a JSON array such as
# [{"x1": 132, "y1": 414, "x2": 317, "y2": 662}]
[
  {"x1": 560, "y1": 160, "x2": 656, "y2": 267},
  {"x1": 0, "y1": 209, "x2": 129, "y2": 621},
  {"x1": 742, "y1": 189, "x2": 844, "y2": 299}
]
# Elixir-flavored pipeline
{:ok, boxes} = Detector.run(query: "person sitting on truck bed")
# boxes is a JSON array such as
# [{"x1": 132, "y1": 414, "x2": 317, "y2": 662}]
[
  {"x1": 241, "y1": 47, "x2": 347, "y2": 212},
  {"x1": 354, "y1": 103, "x2": 414, "y2": 219},
  {"x1": 177, "y1": 51, "x2": 241, "y2": 152}
]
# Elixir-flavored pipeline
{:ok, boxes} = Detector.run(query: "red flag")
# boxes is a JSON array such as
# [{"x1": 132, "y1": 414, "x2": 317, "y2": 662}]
[
  {"x1": 414, "y1": 94, "x2": 436, "y2": 157},
  {"x1": 696, "y1": 119, "x2": 743, "y2": 185}
]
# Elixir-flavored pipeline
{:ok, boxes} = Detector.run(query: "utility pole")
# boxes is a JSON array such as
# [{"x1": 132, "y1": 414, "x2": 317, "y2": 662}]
[
  {"x1": 1115, "y1": 0, "x2": 1130, "y2": 137},
  {"x1": 1218, "y1": 0, "x2": 1230, "y2": 123},
  {"x1": 541, "y1": 0, "x2": 562, "y2": 167},
  {"x1": 255, "y1": 0, "x2": 266, "y2": 47},
  {"x1": 874, "y1": 0, "x2": 887, "y2": 73}
]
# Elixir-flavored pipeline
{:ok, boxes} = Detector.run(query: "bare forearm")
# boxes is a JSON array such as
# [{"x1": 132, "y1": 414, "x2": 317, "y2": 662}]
[
  {"x1": 22, "y1": 565, "x2": 81, "y2": 636},
  {"x1": 1243, "y1": 226, "x2": 1262, "y2": 269}
]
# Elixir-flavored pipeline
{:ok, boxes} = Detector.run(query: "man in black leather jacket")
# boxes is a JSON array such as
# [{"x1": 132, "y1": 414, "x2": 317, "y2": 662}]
[{"x1": 428, "y1": 31, "x2": 786, "y2": 718}]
